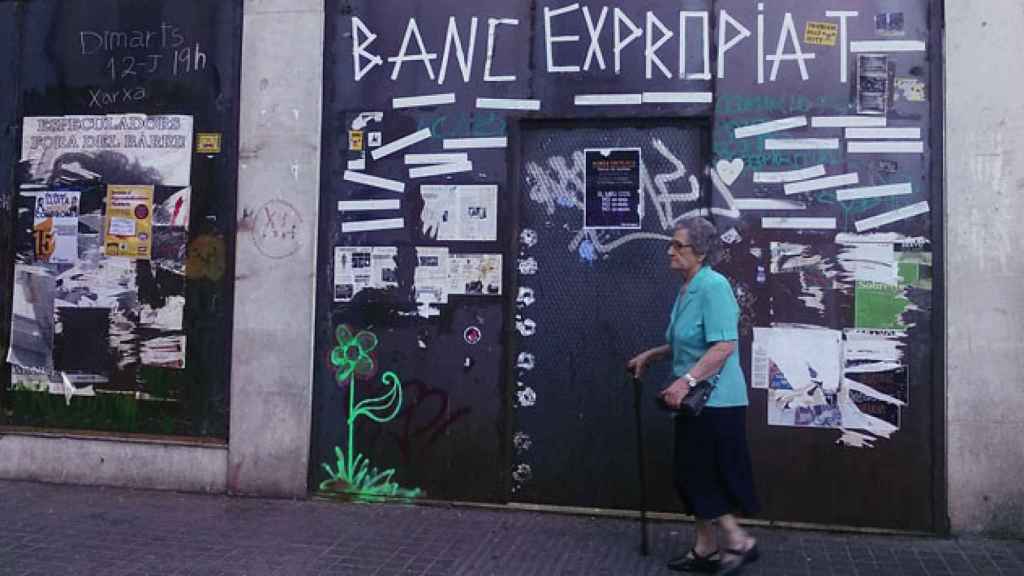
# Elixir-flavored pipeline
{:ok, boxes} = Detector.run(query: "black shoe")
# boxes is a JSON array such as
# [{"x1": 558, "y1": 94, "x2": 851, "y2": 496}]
[
  {"x1": 716, "y1": 543, "x2": 760, "y2": 575},
  {"x1": 667, "y1": 548, "x2": 720, "y2": 573}
]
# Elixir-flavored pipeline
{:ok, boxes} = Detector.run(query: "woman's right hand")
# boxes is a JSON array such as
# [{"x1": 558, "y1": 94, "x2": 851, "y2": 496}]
[{"x1": 627, "y1": 351, "x2": 651, "y2": 379}]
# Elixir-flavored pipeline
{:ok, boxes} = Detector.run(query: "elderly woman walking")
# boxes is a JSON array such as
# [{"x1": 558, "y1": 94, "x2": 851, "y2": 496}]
[{"x1": 628, "y1": 217, "x2": 760, "y2": 575}]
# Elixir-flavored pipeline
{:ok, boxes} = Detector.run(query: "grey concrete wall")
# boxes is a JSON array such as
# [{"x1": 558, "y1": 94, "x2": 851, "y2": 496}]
[
  {"x1": 0, "y1": 434, "x2": 227, "y2": 492},
  {"x1": 227, "y1": 0, "x2": 323, "y2": 496},
  {"x1": 945, "y1": 0, "x2": 1024, "y2": 537}
]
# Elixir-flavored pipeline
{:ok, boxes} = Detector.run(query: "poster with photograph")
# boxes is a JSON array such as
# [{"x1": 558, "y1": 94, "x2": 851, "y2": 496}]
[
  {"x1": 753, "y1": 326, "x2": 845, "y2": 429},
  {"x1": 447, "y1": 254, "x2": 502, "y2": 296},
  {"x1": 33, "y1": 191, "x2": 80, "y2": 264},
  {"x1": 333, "y1": 246, "x2": 399, "y2": 302},
  {"x1": 857, "y1": 54, "x2": 889, "y2": 115},
  {"x1": 21, "y1": 115, "x2": 194, "y2": 187},
  {"x1": 420, "y1": 185, "x2": 498, "y2": 241},
  {"x1": 584, "y1": 148, "x2": 642, "y2": 229}
]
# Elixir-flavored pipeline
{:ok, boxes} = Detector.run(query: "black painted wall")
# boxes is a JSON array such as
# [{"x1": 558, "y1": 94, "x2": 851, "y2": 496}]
[
  {"x1": 0, "y1": 0, "x2": 242, "y2": 437},
  {"x1": 314, "y1": 0, "x2": 942, "y2": 530}
]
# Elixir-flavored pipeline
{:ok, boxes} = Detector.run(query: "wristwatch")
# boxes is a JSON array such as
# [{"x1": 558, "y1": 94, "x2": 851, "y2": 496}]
[{"x1": 684, "y1": 373, "x2": 697, "y2": 387}]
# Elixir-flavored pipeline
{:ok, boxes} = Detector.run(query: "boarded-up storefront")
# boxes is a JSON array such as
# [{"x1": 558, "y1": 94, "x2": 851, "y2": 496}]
[{"x1": 312, "y1": 0, "x2": 944, "y2": 532}]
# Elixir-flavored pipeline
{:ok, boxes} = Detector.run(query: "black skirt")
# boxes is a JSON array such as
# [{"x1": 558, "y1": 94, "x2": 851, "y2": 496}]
[{"x1": 673, "y1": 406, "x2": 760, "y2": 520}]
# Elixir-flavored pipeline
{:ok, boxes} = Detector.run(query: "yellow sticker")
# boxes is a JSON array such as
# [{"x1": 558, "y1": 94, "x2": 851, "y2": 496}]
[
  {"x1": 103, "y1": 184, "x2": 154, "y2": 260},
  {"x1": 196, "y1": 132, "x2": 222, "y2": 154},
  {"x1": 349, "y1": 130, "x2": 364, "y2": 152},
  {"x1": 804, "y1": 21, "x2": 839, "y2": 47}
]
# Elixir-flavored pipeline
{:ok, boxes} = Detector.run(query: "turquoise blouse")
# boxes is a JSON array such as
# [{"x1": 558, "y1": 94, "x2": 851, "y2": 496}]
[{"x1": 665, "y1": 265, "x2": 748, "y2": 408}]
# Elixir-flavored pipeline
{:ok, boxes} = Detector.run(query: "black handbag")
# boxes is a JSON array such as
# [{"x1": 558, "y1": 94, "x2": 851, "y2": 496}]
[{"x1": 679, "y1": 378, "x2": 716, "y2": 417}]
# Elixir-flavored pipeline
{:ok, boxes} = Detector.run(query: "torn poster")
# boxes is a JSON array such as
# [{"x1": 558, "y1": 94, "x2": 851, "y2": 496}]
[
  {"x1": 753, "y1": 326, "x2": 844, "y2": 429},
  {"x1": 420, "y1": 185, "x2": 498, "y2": 241},
  {"x1": 584, "y1": 148, "x2": 642, "y2": 229},
  {"x1": 414, "y1": 247, "x2": 450, "y2": 312},
  {"x1": 875, "y1": 12, "x2": 905, "y2": 36},
  {"x1": 836, "y1": 236, "x2": 899, "y2": 286},
  {"x1": 854, "y1": 281, "x2": 908, "y2": 329},
  {"x1": 104, "y1": 185, "x2": 154, "y2": 260},
  {"x1": 768, "y1": 242, "x2": 842, "y2": 323},
  {"x1": 447, "y1": 254, "x2": 502, "y2": 296},
  {"x1": 140, "y1": 335, "x2": 187, "y2": 369},
  {"x1": 6, "y1": 265, "x2": 56, "y2": 372},
  {"x1": 333, "y1": 246, "x2": 399, "y2": 302},
  {"x1": 21, "y1": 115, "x2": 194, "y2": 187},
  {"x1": 856, "y1": 55, "x2": 889, "y2": 115},
  {"x1": 894, "y1": 78, "x2": 927, "y2": 103},
  {"x1": 33, "y1": 191, "x2": 80, "y2": 264}
]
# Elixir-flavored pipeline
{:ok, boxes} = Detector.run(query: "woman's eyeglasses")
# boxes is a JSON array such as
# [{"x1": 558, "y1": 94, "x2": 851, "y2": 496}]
[{"x1": 669, "y1": 241, "x2": 693, "y2": 252}]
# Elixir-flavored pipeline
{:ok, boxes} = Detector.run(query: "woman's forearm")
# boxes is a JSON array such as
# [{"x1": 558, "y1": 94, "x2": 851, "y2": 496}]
[
  {"x1": 646, "y1": 344, "x2": 671, "y2": 360},
  {"x1": 687, "y1": 341, "x2": 736, "y2": 382}
]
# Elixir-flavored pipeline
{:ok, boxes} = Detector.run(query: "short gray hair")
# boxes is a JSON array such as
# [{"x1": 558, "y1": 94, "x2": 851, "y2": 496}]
[{"x1": 674, "y1": 217, "x2": 723, "y2": 266}]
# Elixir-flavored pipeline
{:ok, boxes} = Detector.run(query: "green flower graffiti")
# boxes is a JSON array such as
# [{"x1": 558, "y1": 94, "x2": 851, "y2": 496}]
[
  {"x1": 330, "y1": 325, "x2": 379, "y2": 383},
  {"x1": 321, "y1": 325, "x2": 422, "y2": 502}
]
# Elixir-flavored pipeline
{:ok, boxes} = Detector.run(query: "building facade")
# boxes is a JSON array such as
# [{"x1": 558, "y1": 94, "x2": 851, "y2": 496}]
[{"x1": 0, "y1": 0, "x2": 1020, "y2": 537}]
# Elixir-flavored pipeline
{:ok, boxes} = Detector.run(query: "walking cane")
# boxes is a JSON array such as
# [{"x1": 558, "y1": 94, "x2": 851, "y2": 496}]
[{"x1": 629, "y1": 369, "x2": 650, "y2": 556}]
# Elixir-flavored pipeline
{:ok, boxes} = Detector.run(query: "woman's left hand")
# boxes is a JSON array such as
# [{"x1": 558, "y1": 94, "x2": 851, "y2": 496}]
[{"x1": 659, "y1": 378, "x2": 692, "y2": 409}]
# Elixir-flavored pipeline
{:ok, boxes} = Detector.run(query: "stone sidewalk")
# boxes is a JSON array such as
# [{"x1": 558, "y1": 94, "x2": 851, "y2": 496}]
[{"x1": 0, "y1": 480, "x2": 1021, "y2": 576}]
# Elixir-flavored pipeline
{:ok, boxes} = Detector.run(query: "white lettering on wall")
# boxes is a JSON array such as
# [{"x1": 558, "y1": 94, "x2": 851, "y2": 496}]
[
  {"x1": 645, "y1": 12, "x2": 674, "y2": 80},
  {"x1": 389, "y1": 19, "x2": 437, "y2": 81},
  {"x1": 826, "y1": 10, "x2": 859, "y2": 83},
  {"x1": 544, "y1": 3, "x2": 581, "y2": 73},
  {"x1": 768, "y1": 12, "x2": 815, "y2": 81},
  {"x1": 613, "y1": 8, "x2": 642, "y2": 74},
  {"x1": 582, "y1": 6, "x2": 609, "y2": 71},
  {"x1": 717, "y1": 10, "x2": 751, "y2": 79},
  {"x1": 484, "y1": 18, "x2": 519, "y2": 82},
  {"x1": 438, "y1": 17, "x2": 479, "y2": 85},
  {"x1": 679, "y1": 11, "x2": 711, "y2": 80},
  {"x1": 352, "y1": 17, "x2": 382, "y2": 82}
]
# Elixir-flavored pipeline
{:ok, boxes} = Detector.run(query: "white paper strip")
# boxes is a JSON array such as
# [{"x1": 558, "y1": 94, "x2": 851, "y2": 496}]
[
  {"x1": 405, "y1": 153, "x2": 469, "y2": 165},
  {"x1": 845, "y1": 127, "x2": 922, "y2": 140},
  {"x1": 343, "y1": 170, "x2": 406, "y2": 193},
  {"x1": 765, "y1": 138, "x2": 840, "y2": 150},
  {"x1": 392, "y1": 93, "x2": 456, "y2": 109},
  {"x1": 850, "y1": 40, "x2": 927, "y2": 53},
  {"x1": 762, "y1": 217, "x2": 837, "y2": 230},
  {"x1": 784, "y1": 173, "x2": 860, "y2": 195},
  {"x1": 476, "y1": 98, "x2": 541, "y2": 111},
  {"x1": 574, "y1": 93, "x2": 643, "y2": 106},
  {"x1": 735, "y1": 116, "x2": 808, "y2": 139},
  {"x1": 338, "y1": 199, "x2": 401, "y2": 212},
  {"x1": 837, "y1": 183, "x2": 913, "y2": 202},
  {"x1": 753, "y1": 165, "x2": 827, "y2": 184},
  {"x1": 347, "y1": 159, "x2": 366, "y2": 171},
  {"x1": 811, "y1": 116, "x2": 888, "y2": 128},
  {"x1": 443, "y1": 137, "x2": 508, "y2": 149},
  {"x1": 371, "y1": 128, "x2": 433, "y2": 160},
  {"x1": 641, "y1": 92, "x2": 714, "y2": 104},
  {"x1": 848, "y1": 141, "x2": 925, "y2": 154},
  {"x1": 855, "y1": 201, "x2": 930, "y2": 232},
  {"x1": 409, "y1": 161, "x2": 474, "y2": 179},
  {"x1": 734, "y1": 198, "x2": 807, "y2": 210},
  {"x1": 341, "y1": 218, "x2": 405, "y2": 233}
]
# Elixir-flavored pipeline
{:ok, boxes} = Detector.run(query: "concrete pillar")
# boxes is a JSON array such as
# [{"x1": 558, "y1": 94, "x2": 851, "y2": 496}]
[
  {"x1": 945, "y1": 0, "x2": 1024, "y2": 536},
  {"x1": 227, "y1": 0, "x2": 324, "y2": 496}
]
